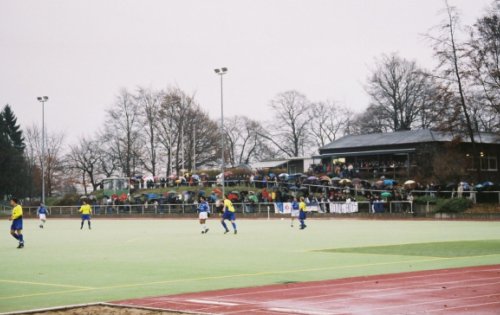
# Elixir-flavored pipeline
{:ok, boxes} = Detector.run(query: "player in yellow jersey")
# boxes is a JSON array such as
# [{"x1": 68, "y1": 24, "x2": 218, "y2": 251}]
[
  {"x1": 299, "y1": 197, "x2": 307, "y2": 230},
  {"x1": 79, "y1": 200, "x2": 92, "y2": 230},
  {"x1": 221, "y1": 195, "x2": 237, "y2": 234},
  {"x1": 9, "y1": 198, "x2": 24, "y2": 248}
]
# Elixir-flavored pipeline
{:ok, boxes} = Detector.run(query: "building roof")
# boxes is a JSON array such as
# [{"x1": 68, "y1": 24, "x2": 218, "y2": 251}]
[
  {"x1": 320, "y1": 129, "x2": 499, "y2": 152},
  {"x1": 251, "y1": 160, "x2": 288, "y2": 169}
]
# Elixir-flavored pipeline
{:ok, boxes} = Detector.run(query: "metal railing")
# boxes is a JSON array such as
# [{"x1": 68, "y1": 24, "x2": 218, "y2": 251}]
[{"x1": 0, "y1": 201, "x2": 419, "y2": 218}]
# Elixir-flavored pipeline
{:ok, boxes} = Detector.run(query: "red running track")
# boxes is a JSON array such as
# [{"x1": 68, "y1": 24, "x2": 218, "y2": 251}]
[{"x1": 111, "y1": 265, "x2": 500, "y2": 314}]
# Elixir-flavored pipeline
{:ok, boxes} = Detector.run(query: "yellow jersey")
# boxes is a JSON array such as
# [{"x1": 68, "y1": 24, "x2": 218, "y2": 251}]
[
  {"x1": 79, "y1": 204, "x2": 92, "y2": 215},
  {"x1": 224, "y1": 199, "x2": 235, "y2": 212},
  {"x1": 299, "y1": 201, "x2": 307, "y2": 211},
  {"x1": 11, "y1": 205, "x2": 23, "y2": 220}
]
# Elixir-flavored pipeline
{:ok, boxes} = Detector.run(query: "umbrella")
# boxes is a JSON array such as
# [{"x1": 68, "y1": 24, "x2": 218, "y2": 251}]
[
  {"x1": 300, "y1": 174, "x2": 308, "y2": 179},
  {"x1": 475, "y1": 183, "x2": 484, "y2": 189},
  {"x1": 191, "y1": 174, "x2": 200, "y2": 180},
  {"x1": 384, "y1": 179, "x2": 396, "y2": 186},
  {"x1": 482, "y1": 181, "x2": 494, "y2": 187},
  {"x1": 289, "y1": 186, "x2": 299, "y2": 191},
  {"x1": 147, "y1": 193, "x2": 158, "y2": 200},
  {"x1": 278, "y1": 173, "x2": 289, "y2": 179},
  {"x1": 320, "y1": 175, "x2": 331, "y2": 181},
  {"x1": 332, "y1": 177, "x2": 341, "y2": 181},
  {"x1": 381, "y1": 191, "x2": 392, "y2": 198},
  {"x1": 404, "y1": 180, "x2": 417, "y2": 189},
  {"x1": 375, "y1": 180, "x2": 384, "y2": 187},
  {"x1": 307, "y1": 176, "x2": 318, "y2": 181},
  {"x1": 351, "y1": 178, "x2": 361, "y2": 185},
  {"x1": 339, "y1": 179, "x2": 352, "y2": 185},
  {"x1": 459, "y1": 181, "x2": 470, "y2": 190}
]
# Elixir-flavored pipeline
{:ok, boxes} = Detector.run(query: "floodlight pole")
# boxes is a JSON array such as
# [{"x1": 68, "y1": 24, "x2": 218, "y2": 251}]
[
  {"x1": 37, "y1": 96, "x2": 49, "y2": 205},
  {"x1": 214, "y1": 68, "x2": 228, "y2": 198}
]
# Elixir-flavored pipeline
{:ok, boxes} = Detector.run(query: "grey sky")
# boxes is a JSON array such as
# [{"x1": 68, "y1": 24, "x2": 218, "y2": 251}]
[{"x1": 0, "y1": 0, "x2": 492, "y2": 144}]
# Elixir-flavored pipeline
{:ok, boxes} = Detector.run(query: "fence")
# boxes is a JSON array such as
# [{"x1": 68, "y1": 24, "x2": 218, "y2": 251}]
[
  {"x1": 0, "y1": 200, "x2": 419, "y2": 218},
  {"x1": 1, "y1": 203, "x2": 275, "y2": 218}
]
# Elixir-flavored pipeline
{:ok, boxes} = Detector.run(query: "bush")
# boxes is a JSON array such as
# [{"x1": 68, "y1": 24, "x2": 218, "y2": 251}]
[
  {"x1": 414, "y1": 196, "x2": 440, "y2": 205},
  {"x1": 434, "y1": 198, "x2": 473, "y2": 213}
]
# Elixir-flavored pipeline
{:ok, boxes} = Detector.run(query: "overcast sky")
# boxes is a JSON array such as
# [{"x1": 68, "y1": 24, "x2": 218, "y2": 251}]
[{"x1": 0, "y1": 0, "x2": 492, "y2": 145}]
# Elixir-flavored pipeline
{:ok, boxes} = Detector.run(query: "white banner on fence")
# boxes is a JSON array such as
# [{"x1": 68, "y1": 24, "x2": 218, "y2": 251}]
[
  {"x1": 274, "y1": 202, "x2": 292, "y2": 214},
  {"x1": 329, "y1": 202, "x2": 359, "y2": 214},
  {"x1": 274, "y1": 202, "x2": 320, "y2": 214}
]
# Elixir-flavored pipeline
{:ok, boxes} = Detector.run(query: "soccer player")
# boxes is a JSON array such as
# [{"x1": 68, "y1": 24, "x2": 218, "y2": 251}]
[
  {"x1": 221, "y1": 195, "x2": 237, "y2": 234},
  {"x1": 9, "y1": 198, "x2": 24, "y2": 248},
  {"x1": 198, "y1": 196, "x2": 210, "y2": 234},
  {"x1": 37, "y1": 203, "x2": 48, "y2": 228},
  {"x1": 290, "y1": 197, "x2": 299, "y2": 227},
  {"x1": 79, "y1": 200, "x2": 92, "y2": 230},
  {"x1": 299, "y1": 197, "x2": 307, "y2": 230}
]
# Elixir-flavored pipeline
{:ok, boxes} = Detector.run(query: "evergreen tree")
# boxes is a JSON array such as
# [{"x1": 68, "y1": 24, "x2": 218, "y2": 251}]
[
  {"x1": 1, "y1": 105, "x2": 25, "y2": 151},
  {"x1": 0, "y1": 105, "x2": 29, "y2": 198}
]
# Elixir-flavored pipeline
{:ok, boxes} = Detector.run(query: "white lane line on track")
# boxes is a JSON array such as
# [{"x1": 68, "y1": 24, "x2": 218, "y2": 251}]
[
  {"x1": 205, "y1": 266, "x2": 500, "y2": 300},
  {"x1": 185, "y1": 299, "x2": 240, "y2": 306},
  {"x1": 268, "y1": 307, "x2": 332, "y2": 315}
]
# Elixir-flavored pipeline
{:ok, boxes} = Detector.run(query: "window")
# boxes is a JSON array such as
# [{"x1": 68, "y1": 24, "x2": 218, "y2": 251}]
[{"x1": 480, "y1": 156, "x2": 498, "y2": 171}]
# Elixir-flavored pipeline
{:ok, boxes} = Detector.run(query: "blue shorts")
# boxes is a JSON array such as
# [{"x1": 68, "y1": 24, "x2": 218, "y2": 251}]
[
  {"x1": 11, "y1": 218, "x2": 23, "y2": 231},
  {"x1": 81, "y1": 214, "x2": 91, "y2": 221},
  {"x1": 222, "y1": 211, "x2": 236, "y2": 221},
  {"x1": 299, "y1": 211, "x2": 307, "y2": 220}
]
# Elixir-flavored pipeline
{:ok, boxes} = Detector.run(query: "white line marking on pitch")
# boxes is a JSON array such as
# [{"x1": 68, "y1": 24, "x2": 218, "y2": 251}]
[
  {"x1": 186, "y1": 299, "x2": 240, "y2": 306},
  {"x1": 268, "y1": 307, "x2": 331, "y2": 315}
]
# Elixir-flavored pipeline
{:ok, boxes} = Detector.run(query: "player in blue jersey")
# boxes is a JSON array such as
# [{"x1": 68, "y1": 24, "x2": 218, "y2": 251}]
[
  {"x1": 198, "y1": 196, "x2": 210, "y2": 234},
  {"x1": 9, "y1": 198, "x2": 24, "y2": 248},
  {"x1": 290, "y1": 197, "x2": 300, "y2": 227},
  {"x1": 37, "y1": 203, "x2": 49, "y2": 228}
]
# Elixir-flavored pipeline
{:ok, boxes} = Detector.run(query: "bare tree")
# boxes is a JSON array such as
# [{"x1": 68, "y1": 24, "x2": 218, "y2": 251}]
[
  {"x1": 183, "y1": 106, "x2": 221, "y2": 170},
  {"x1": 467, "y1": 3, "x2": 500, "y2": 131},
  {"x1": 308, "y1": 101, "x2": 352, "y2": 147},
  {"x1": 225, "y1": 116, "x2": 270, "y2": 166},
  {"x1": 25, "y1": 125, "x2": 65, "y2": 197},
  {"x1": 104, "y1": 88, "x2": 142, "y2": 178},
  {"x1": 136, "y1": 87, "x2": 164, "y2": 176},
  {"x1": 67, "y1": 137, "x2": 105, "y2": 194},
  {"x1": 158, "y1": 87, "x2": 220, "y2": 175},
  {"x1": 365, "y1": 53, "x2": 436, "y2": 131},
  {"x1": 350, "y1": 105, "x2": 393, "y2": 135},
  {"x1": 263, "y1": 90, "x2": 311, "y2": 157},
  {"x1": 428, "y1": 1, "x2": 478, "y2": 148}
]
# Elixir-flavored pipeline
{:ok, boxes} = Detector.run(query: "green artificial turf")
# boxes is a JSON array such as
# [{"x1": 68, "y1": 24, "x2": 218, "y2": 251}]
[
  {"x1": 1, "y1": 218, "x2": 500, "y2": 313},
  {"x1": 318, "y1": 240, "x2": 500, "y2": 257}
]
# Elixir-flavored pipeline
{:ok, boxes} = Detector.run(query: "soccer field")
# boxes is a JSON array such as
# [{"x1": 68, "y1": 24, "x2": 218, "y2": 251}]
[{"x1": 1, "y1": 218, "x2": 500, "y2": 313}]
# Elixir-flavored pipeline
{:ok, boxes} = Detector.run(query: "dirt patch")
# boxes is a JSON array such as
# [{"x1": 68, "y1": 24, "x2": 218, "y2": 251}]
[{"x1": 27, "y1": 305, "x2": 192, "y2": 315}]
